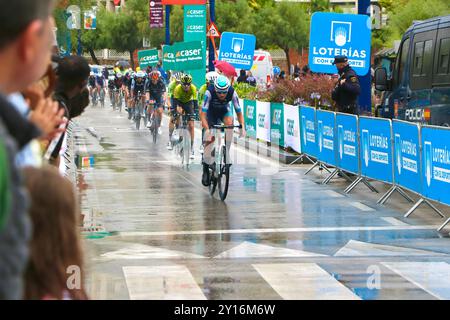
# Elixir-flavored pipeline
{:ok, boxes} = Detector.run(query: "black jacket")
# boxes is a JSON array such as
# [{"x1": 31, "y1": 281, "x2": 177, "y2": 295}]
[{"x1": 331, "y1": 65, "x2": 361, "y2": 114}]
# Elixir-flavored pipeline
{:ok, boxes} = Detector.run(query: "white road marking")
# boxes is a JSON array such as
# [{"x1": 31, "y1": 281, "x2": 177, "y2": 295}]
[
  {"x1": 381, "y1": 217, "x2": 409, "y2": 226},
  {"x1": 101, "y1": 243, "x2": 206, "y2": 260},
  {"x1": 349, "y1": 202, "x2": 375, "y2": 212},
  {"x1": 214, "y1": 241, "x2": 326, "y2": 259},
  {"x1": 382, "y1": 262, "x2": 450, "y2": 300},
  {"x1": 123, "y1": 266, "x2": 206, "y2": 300},
  {"x1": 253, "y1": 263, "x2": 360, "y2": 300},
  {"x1": 334, "y1": 240, "x2": 447, "y2": 257},
  {"x1": 118, "y1": 225, "x2": 438, "y2": 237}
]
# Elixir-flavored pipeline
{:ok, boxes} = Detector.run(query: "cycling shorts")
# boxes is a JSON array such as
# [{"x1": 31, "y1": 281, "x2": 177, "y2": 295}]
[
  {"x1": 148, "y1": 92, "x2": 164, "y2": 109},
  {"x1": 172, "y1": 100, "x2": 195, "y2": 121},
  {"x1": 207, "y1": 105, "x2": 233, "y2": 128}
]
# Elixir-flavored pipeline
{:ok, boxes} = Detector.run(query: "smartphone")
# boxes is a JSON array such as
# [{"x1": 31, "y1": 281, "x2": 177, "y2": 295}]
[{"x1": 44, "y1": 118, "x2": 68, "y2": 161}]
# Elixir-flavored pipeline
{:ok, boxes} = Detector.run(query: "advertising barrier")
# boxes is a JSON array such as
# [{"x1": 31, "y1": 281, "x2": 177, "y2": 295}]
[
  {"x1": 300, "y1": 106, "x2": 318, "y2": 158},
  {"x1": 316, "y1": 109, "x2": 336, "y2": 167},
  {"x1": 393, "y1": 120, "x2": 422, "y2": 194},
  {"x1": 336, "y1": 113, "x2": 359, "y2": 175},
  {"x1": 421, "y1": 126, "x2": 450, "y2": 207},
  {"x1": 359, "y1": 117, "x2": 393, "y2": 183},
  {"x1": 244, "y1": 100, "x2": 257, "y2": 138},
  {"x1": 283, "y1": 104, "x2": 301, "y2": 153},
  {"x1": 256, "y1": 101, "x2": 271, "y2": 142},
  {"x1": 270, "y1": 103, "x2": 284, "y2": 147}
]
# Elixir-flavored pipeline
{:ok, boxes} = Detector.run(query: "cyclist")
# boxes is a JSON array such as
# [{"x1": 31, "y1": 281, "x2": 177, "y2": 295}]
[
  {"x1": 113, "y1": 72, "x2": 124, "y2": 112},
  {"x1": 122, "y1": 71, "x2": 132, "y2": 112},
  {"x1": 166, "y1": 72, "x2": 182, "y2": 149},
  {"x1": 131, "y1": 71, "x2": 147, "y2": 121},
  {"x1": 146, "y1": 70, "x2": 166, "y2": 135},
  {"x1": 107, "y1": 75, "x2": 116, "y2": 107},
  {"x1": 171, "y1": 74, "x2": 198, "y2": 159},
  {"x1": 88, "y1": 72, "x2": 96, "y2": 101},
  {"x1": 95, "y1": 72, "x2": 106, "y2": 106},
  {"x1": 200, "y1": 75, "x2": 246, "y2": 186},
  {"x1": 198, "y1": 71, "x2": 219, "y2": 153}
]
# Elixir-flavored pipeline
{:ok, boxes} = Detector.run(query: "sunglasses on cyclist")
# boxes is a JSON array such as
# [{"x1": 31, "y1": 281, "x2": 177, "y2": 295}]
[{"x1": 216, "y1": 89, "x2": 228, "y2": 95}]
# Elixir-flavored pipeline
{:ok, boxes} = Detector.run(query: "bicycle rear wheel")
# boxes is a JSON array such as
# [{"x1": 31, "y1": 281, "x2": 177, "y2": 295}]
[
  {"x1": 135, "y1": 103, "x2": 141, "y2": 130},
  {"x1": 152, "y1": 114, "x2": 157, "y2": 144},
  {"x1": 183, "y1": 129, "x2": 190, "y2": 167},
  {"x1": 218, "y1": 145, "x2": 230, "y2": 201},
  {"x1": 209, "y1": 167, "x2": 217, "y2": 196}
]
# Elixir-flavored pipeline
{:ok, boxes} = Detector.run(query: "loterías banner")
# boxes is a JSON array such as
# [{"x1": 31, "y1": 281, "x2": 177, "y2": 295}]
[
  {"x1": 162, "y1": 0, "x2": 206, "y2": 4},
  {"x1": 150, "y1": 0, "x2": 164, "y2": 28}
]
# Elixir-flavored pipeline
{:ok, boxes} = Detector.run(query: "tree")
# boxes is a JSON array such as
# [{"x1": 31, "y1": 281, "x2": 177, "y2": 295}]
[
  {"x1": 216, "y1": 0, "x2": 255, "y2": 34},
  {"x1": 253, "y1": 2, "x2": 310, "y2": 75}
]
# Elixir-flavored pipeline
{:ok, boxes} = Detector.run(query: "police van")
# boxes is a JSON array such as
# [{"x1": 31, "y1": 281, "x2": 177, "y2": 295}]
[{"x1": 375, "y1": 15, "x2": 450, "y2": 126}]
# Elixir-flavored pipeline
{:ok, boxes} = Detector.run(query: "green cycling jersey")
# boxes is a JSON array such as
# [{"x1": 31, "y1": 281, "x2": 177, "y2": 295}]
[
  {"x1": 167, "y1": 80, "x2": 178, "y2": 98},
  {"x1": 173, "y1": 83, "x2": 198, "y2": 103},
  {"x1": 198, "y1": 83, "x2": 208, "y2": 105}
]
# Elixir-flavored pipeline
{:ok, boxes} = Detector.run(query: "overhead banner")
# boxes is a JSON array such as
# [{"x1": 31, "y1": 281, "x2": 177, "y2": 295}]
[
  {"x1": 309, "y1": 12, "x2": 371, "y2": 76},
  {"x1": 218, "y1": 32, "x2": 256, "y2": 70},
  {"x1": 270, "y1": 103, "x2": 284, "y2": 147},
  {"x1": 336, "y1": 113, "x2": 359, "y2": 175},
  {"x1": 284, "y1": 104, "x2": 301, "y2": 153},
  {"x1": 149, "y1": 0, "x2": 163, "y2": 28},
  {"x1": 162, "y1": 41, "x2": 203, "y2": 71},
  {"x1": 300, "y1": 106, "x2": 318, "y2": 158},
  {"x1": 316, "y1": 109, "x2": 336, "y2": 167},
  {"x1": 256, "y1": 101, "x2": 271, "y2": 143},
  {"x1": 138, "y1": 49, "x2": 159, "y2": 69},
  {"x1": 421, "y1": 126, "x2": 450, "y2": 206},
  {"x1": 393, "y1": 120, "x2": 421, "y2": 194},
  {"x1": 359, "y1": 117, "x2": 393, "y2": 183},
  {"x1": 183, "y1": 5, "x2": 206, "y2": 88},
  {"x1": 244, "y1": 99, "x2": 257, "y2": 139}
]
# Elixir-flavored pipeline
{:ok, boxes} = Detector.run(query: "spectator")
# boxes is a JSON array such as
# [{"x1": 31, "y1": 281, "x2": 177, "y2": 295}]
[
  {"x1": 293, "y1": 62, "x2": 301, "y2": 78},
  {"x1": 156, "y1": 62, "x2": 168, "y2": 84},
  {"x1": 237, "y1": 69, "x2": 247, "y2": 84},
  {"x1": 0, "y1": 0, "x2": 61, "y2": 300},
  {"x1": 246, "y1": 71, "x2": 257, "y2": 87},
  {"x1": 302, "y1": 64, "x2": 311, "y2": 76},
  {"x1": 278, "y1": 70, "x2": 286, "y2": 81},
  {"x1": 23, "y1": 166, "x2": 88, "y2": 300}
]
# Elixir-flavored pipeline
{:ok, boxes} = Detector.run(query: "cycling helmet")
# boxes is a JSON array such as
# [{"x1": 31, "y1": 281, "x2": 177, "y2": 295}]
[
  {"x1": 150, "y1": 70, "x2": 160, "y2": 81},
  {"x1": 90, "y1": 71, "x2": 95, "y2": 76},
  {"x1": 180, "y1": 74, "x2": 193, "y2": 86},
  {"x1": 214, "y1": 75, "x2": 230, "y2": 93},
  {"x1": 136, "y1": 71, "x2": 146, "y2": 78},
  {"x1": 205, "y1": 71, "x2": 219, "y2": 85},
  {"x1": 116, "y1": 72, "x2": 123, "y2": 78}
]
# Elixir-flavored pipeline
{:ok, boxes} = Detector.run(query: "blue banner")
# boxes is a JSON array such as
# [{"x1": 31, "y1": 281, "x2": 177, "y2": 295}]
[
  {"x1": 421, "y1": 126, "x2": 450, "y2": 206},
  {"x1": 309, "y1": 12, "x2": 371, "y2": 76},
  {"x1": 316, "y1": 110, "x2": 336, "y2": 166},
  {"x1": 359, "y1": 117, "x2": 393, "y2": 183},
  {"x1": 300, "y1": 106, "x2": 318, "y2": 158},
  {"x1": 393, "y1": 120, "x2": 421, "y2": 194},
  {"x1": 218, "y1": 32, "x2": 256, "y2": 70},
  {"x1": 336, "y1": 113, "x2": 359, "y2": 174}
]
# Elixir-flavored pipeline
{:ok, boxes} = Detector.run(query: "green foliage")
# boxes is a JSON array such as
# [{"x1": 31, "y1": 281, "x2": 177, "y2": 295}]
[
  {"x1": 234, "y1": 82, "x2": 258, "y2": 100},
  {"x1": 216, "y1": 0, "x2": 254, "y2": 34}
]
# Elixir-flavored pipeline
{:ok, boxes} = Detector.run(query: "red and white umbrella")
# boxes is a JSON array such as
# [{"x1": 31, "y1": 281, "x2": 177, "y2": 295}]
[{"x1": 213, "y1": 60, "x2": 237, "y2": 78}]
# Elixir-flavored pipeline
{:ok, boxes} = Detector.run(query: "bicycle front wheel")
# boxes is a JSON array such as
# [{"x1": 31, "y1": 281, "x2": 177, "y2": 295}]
[
  {"x1": 152, "y1": 115, "x2": 158, "y2": 144},
  {"x1": 135, "y1": 104, "x2": 141, "y2": 130},
  {"x1": 218, "y1": 145, "x2": 230, "y2": 201}
]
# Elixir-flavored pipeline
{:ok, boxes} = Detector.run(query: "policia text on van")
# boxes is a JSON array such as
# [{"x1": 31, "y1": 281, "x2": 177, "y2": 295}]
[{"x1": 375, "y1": 15, "x2": 450, "y2": 126}]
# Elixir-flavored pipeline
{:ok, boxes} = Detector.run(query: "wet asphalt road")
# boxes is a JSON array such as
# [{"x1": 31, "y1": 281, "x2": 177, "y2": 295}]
[{"x1": 73, "y1": 101, "x2": 450, "y2": 300}]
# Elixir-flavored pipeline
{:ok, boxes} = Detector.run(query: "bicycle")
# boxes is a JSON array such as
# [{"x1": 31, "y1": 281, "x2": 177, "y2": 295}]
[
  {"x1": 109, "y1": 88, "x2": 116, "y2": 108},
  {"x1": 206, "y1": 124, "x2": 242, "y2": 201},
  {"x1": 91, "y1": 88, "x2": 98, "y2": 107},
  {"x1": 171, "y1": 109, "x2": 194, "y2": 168},
  {"x1": 146, "y1": 99, "x2": 159, "y2": 144},
  {"x1": 98, "y1": 87, "x2": 105, "y2": 108},
  {"x1": 134, "y1": 91, "x2": 147, "y2": 130}
]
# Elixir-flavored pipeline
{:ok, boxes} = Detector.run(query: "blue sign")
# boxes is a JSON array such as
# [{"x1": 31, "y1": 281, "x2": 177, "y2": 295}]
[
  {"x1": 309, "y1": 12, "x2": 371, "y2": 76},
  {"x1": 218, "y1": 32, "x2": 256, "y2": 70},
  {"x1": 316, "y1": 110, "x2": 336, "y2": 166},
  {"x1": 336, "y1": 113, "x2": 359, "y2": 174},
  {"x1": 359, "y1": 117, "x2": 393, "y2": 183},
  {"x1": 421, "y1": 126, "x2": 450, "y2": 206},
  {"x1": 393, "y1": 120, "x2": 421, "y2": 194},
  {"x1": 300, "y1": 106, "x2": 318, "y2": 158}
]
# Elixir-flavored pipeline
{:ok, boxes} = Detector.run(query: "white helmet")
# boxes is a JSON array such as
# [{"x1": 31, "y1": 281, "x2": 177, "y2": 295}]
[
  {"x1": 136, "y1": 71, "x2": 146, "y2": 78},
  {"x1": 116, "y1": 72, "x2": 123, "y2": 78},
  {"x1": 205, "y1": 71, "x2": 219, "y2": 84}
]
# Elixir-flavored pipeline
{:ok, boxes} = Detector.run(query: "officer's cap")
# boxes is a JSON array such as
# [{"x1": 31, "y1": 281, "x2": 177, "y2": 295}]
[{"x1": 332, "y1": 55, "x2": 348, "y2": 65}]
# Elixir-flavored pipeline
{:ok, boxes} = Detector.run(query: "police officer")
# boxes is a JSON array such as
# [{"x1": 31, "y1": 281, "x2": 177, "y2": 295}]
[{"x1": 331, "y1": 55, "x2": 360, "y2": 115}]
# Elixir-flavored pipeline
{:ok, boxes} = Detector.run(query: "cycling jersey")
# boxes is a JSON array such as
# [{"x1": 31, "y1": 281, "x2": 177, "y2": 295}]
[
  {"x1": 173, "y1": 84, "x2": 198, "y2": 104},
  {"x1": 202, "y1": 85, "x2": 242, "y2": 127},
  {"x1": 88, "y1": 76, "x2": 96, "y2": 87},
  {"x1": 108, "y1": 79, "x2": 115, "y2": 89},
  {"x1": 147, "y1": 79, "x2": 166, "y2": 96},
  {"x1": 167, "y1": 80, "x2": 178, "y2": 98},
  {"x1": 114, "y1": 77, "x2": 123, "y2": 89},
  {"x1": 95, "y1": 76, "x2": 105, "y2": 87},
  {"x1": 198, "y1": 83, "x2": 208, "y2": 105},
  {"x1": 131, "y1": 78, "x2": 147, "y2": 96}
]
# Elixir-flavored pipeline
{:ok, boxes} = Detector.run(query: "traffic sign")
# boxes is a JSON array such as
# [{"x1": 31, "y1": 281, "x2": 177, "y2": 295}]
[
  {"x1": 309, "y1": 12, "x2": 371, "y2": 76},
  {"x1": 207, "y1": 22, "x2": 220, "y2": 38},
  {"x1": 218, "y1": 32, "x2": 256, "y2": 70}
]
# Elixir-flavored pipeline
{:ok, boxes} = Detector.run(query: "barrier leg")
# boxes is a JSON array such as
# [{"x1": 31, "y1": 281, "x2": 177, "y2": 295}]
[
  {"x1": 304, "y1": 161, "x2": 320, "y2": 175},
  {"x1": 396, "y1": 187, "x2": 415, "y2": 203},
  {"x1": 378, "y1": 185, "x2": 414, "y2": 205},
  {"x1": 319, "y1": 163, "x2": 332, "y2": 174},
  {"x1": 438, "y1": 218, "x2": 450, "y2": 232},
  {"x1": 322, "y1": 168, "x2": 339, "y2": 185},
  {"x1": 339, "y1": 171, "x2": 354, "y2": 183},
  {"x1": 404, "y1": 198, "x2": 446, "y2": 219},
  {"x1": 362, "y1": 178, "x2": 379, "y2": 193},
  {"x1": 344, "y1": 177, "x2": 362, "y2": 194}
]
